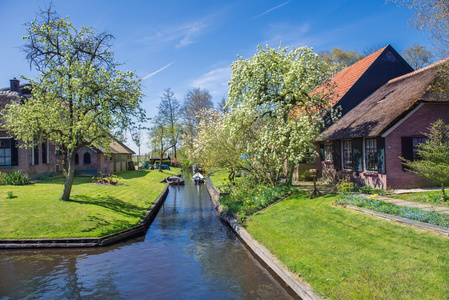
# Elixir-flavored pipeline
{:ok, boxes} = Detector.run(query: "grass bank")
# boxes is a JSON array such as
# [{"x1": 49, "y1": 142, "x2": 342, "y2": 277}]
[
  {"x1": 0, "y1": 168, "x2": 179, "y2": 239},
  {"x1": 243, "y1": 191, "x2": 449, "y2": 299}
]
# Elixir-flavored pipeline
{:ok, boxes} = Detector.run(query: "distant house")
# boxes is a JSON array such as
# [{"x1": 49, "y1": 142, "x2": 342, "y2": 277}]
[
  {"x1": 75, "y1": 139, "x2": 135, "y2": 175},
  {"x1": 0, "y1": 78, "x2": 135, "y2": 178},
  {"x1": 317, "y1": 57, "x2": 449, "y2": 189},
  {"x1": 294, "y1": 45, "x2": 414, "y2": 180}
]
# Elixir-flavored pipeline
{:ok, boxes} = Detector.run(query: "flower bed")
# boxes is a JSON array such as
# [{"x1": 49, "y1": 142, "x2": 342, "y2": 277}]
[{"x1": 336, "y1": 194, "x2": 449, "y2": 228}]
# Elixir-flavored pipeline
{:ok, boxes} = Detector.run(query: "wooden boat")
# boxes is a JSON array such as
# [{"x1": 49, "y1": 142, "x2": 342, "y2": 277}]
[{"x1": 163, "y1": 176, "x2": 185, "y2": 186}]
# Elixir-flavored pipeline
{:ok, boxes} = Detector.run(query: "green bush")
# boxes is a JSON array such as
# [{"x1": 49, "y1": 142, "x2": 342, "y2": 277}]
[
  {"x1": 298, "y1": 169, "x2": 312, "y2": 181},
  {"x1": 336, "y1": 179, "x2": 354, "y2": 193},
  {"x1": 5, "y1": 171, "x2": 30, "y2": 185},
  {"x1": 219, "y1": 176, "x2": 294, "y2": 220},
  {"x1": 0, "y1": 172, "x2": 8, "y2": 185}
]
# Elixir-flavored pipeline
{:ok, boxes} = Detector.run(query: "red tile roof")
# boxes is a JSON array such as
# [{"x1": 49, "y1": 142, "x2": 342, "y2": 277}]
[{"x1": 328, "y1": 46, "x2": 387, "y2": 106}]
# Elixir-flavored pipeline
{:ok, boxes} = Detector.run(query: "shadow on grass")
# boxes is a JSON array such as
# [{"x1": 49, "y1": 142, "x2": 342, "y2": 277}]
[
  {"x1": 68, "y1": 195, "x2": 145, "y2": 218},
  {"x1": 80, "y1": 215, "x2": 135, "y2": 234},
  {"x1": 36, "y1": 171, "x2": 152, "y2": 186}
]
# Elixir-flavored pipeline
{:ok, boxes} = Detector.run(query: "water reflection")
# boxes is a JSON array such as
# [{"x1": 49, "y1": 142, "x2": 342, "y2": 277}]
[{"x1": 0, "y1": 179, "x2": 294, "y2": 299}]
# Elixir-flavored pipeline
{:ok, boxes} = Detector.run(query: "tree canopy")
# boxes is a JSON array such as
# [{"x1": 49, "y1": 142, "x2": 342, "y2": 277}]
[
  {"x1": 402, "y1": 43, "x2": 433, "y2": 69},
  {"x1": 2, "y1": 7, "x2": 145, "y2": 200},
  {"x1": 208, "y1": 45, "x2": 336, "y2": 185},
  {"x1": 389, "y1": 0, "x2": 448, "y2": 56},
  {"x1": 318, "y1": 48, "x2": 365, "y2": 74}
]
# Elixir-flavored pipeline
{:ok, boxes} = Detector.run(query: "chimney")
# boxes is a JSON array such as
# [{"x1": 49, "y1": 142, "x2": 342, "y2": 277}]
[{"x1": 10, "y1": 78, "x2": 20, "y2": 92}]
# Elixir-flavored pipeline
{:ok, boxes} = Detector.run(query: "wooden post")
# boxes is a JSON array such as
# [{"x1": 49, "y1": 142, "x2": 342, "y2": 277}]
[{"x1": 309, "y1": 169, "x2": 321, "y2": 199}]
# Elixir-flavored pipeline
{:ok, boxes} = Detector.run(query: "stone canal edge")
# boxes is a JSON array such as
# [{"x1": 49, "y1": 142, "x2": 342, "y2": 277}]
[
  {"x1": 205, "y1": 178, "x2": 324, "y2": 300},
  {"x1": 0, "y1": 185, "x2": 169, "y2": 249}
]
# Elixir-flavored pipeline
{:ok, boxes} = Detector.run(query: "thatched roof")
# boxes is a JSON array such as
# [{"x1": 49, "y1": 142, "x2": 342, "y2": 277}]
[
  {"x1": 91, "y1": 139, "x2": 135, "y2": 155},
  {"x1": 322, "y1": 57, "x2": 449, "y2": 141}
]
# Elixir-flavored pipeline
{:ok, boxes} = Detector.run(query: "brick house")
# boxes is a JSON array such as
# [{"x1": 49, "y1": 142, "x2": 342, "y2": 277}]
[
  {"x1": 294, "y1": 45, "x2": 413, "y2": 180},
  {"x1": 0, "y1": 78, "x2": 134, "y2": 178},
  {"x1": 316, "y1": 57, "x2": 449, "y2": 189}
]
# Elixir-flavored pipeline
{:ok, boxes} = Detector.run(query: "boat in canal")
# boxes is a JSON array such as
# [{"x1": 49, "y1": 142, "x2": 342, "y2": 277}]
[
  {"x1": 192, "y1": 172, "x2": 205, "y2": 184},
  {"x1": 161, "y1": 175, "x2": 185, "y2": 185}
]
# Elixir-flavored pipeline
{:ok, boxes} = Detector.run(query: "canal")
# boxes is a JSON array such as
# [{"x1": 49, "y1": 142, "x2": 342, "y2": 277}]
[{"x1": 0, "y1": 178, "x2": 295, "y2": 299}]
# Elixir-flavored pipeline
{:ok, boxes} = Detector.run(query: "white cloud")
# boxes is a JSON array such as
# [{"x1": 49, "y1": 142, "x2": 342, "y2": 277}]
[
  {"x1": 139, "y1": 14, "x2": 217, "y2": 49},
  {"x1": 191, "y1": 67, "x2": 232, "y2": 98},
  {"x1": 142, "y1": 62, "x2": 174, "y2": 80},
  {"x1": 254, "y1": 0, "x2": 292, "y2": 18}
]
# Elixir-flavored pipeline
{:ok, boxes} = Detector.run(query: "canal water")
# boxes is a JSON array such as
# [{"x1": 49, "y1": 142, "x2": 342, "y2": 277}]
[{"x1": 0, "y1": 178, "x2": 295, "y2": 299}]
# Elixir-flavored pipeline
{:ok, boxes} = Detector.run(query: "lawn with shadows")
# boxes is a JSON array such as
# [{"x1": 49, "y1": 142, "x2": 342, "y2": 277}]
[
  {"x1": 244, "y1": 191, "x2": 449, "y2": 299},
  {"x1": 0, "y1": 168, "x2": 180, "y2": 239}
]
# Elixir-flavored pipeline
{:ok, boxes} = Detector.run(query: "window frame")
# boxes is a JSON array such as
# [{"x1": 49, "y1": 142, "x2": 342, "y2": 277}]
[
  {"x1": 412, "y1": 137, "x2": 427, "y2": 160},
  {"x1": 0, "y1": 138, "x2": 12, "y2": 167},
  {"x1": 83, "y1": 152, "x2": 91, "y2": 165},
  {"x1": 342, "y1": 140, "x2": 352, "y2": 170},
  {"x1": 324, "y1": 144, "x2": 333, "y2": 161},
  {"x1": 364, "y1": 138, "x2": 378, "y2": 171}
]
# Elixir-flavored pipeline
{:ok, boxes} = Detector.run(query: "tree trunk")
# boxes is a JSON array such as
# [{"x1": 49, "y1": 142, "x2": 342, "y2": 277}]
[
  {"x1": 286, "y1": 161, "x2": 295, "y2": 186},
  {"x1": 228, "y1": 169, "x2": 235, "y2": 185},
  {"x1": 61, "y1": 151, "x2": 76, "y2": 201}
]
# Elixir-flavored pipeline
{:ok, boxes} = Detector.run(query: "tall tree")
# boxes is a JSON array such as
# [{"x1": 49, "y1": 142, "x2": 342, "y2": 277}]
[
  {"x1": 401, "y1": 120, "x2": 449, "y2": 201},
  {"x1": 217, "y1": 97, "x2": 229, "y2": 114},
  {"x1": 226, "y1": 45, "x2": 335, "y2": 185},
  {"x1": 148, "y1": 120, "x2": 172, "y2": 171},
  {"x1": 182, "y1": 87, "x2": 213, "y2": 141},
  {"x1": 388, "y1": 0, "x2": 446, "y2": 56},
  {"x1": 130, "y1": 124, "x2": 147, "y2": 167},
  {"x1": 157, "y1": 88, "x2": 181, "y2": 157},
  {"x1": 183, "y1": 108, "x2": 246, "y2": 184},
  {"x1": 362, "y1": 44, "x2": 384, "y2": 56},
  {"x1": 318, "y1": 48, "x2": 365, "y2": 74},
  {"x1": 2, "y1": 7, "x2": 145, "y2": 200},
  {"x1": 402, "y1": 43, "x2": 433, "y2": 69}
]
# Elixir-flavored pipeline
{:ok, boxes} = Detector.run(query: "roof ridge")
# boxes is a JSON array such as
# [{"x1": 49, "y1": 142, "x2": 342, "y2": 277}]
[
  {"x1": 336, "y1": 46, "x2": 387, "y2": 75},
  {"x1": 388, "y1": 56, "x2": 449, "y2": 84}
]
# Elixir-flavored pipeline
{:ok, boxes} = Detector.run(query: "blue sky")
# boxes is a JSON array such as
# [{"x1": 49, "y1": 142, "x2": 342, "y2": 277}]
[{"x1": 0, "y1": 0, "x2": 431, "y2": 153}]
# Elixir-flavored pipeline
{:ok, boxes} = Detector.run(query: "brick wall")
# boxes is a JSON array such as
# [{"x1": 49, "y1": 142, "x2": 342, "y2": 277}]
[{"x1": 385, "y1": 103, "x2": 449, "y2": 188}]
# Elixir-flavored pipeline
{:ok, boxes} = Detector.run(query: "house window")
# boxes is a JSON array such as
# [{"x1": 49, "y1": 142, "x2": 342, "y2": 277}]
[
  {"x1": 41, "y1": 141, "x2": 50, "y2": 164},
  {"x1": 365, "y1": 138, "x2": 378, "y2": 171},
  {"x1": 342, "y1": 140, "x2": 352, "y2": 170},
  {"x1": 84, "y1": 152, "x2": 91, "y2": 165},
  {"x1": 413, "y1": 137, "x2": 427, "y2": 160},
  {"x1": 0, "y1": 139, "x2": 11, "y2": 166},
  {"x1": 305, "y1": 153, "x2": 316, "y2": 164},
  {"x1": 324, "y1": 144, "x2": 333, "y2": 161},
  {"x1": 29, "y1": 147, "x2": 36, "y2": 166},
  {"x1": 75, "y1": 153, "x2": 79, "y2": 165}
]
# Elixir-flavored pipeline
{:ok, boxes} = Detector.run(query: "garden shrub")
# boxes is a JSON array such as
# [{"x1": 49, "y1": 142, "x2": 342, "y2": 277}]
[
  {"x1": 5, "y1": 171, "x2": 30, "y2": 185},
  {"x1": 0, "y1": 172, "x2": 8, "y2": 185},
  {"x1": 171, "y1": 158, "x2": 180, "y2": 168},
  {"x1": 336, "y1": 179, "x2": 354, "y2": 193},
  {"x1": 219, "y1": 176, "x2": 294, "y2": 220},
  {"x1": 92, "y1": 173, "x2": 121, "y2": 185}
]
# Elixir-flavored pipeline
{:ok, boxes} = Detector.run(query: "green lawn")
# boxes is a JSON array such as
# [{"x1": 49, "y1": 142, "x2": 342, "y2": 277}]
[
  {"x1": 244, "y1": 191, "x2": 449, "y2": 299},
  {"x1": 208, "y1": 168, "x2": 230, "y2": 188},
  {"x1": 0, "y1": 168, "x2": 179, "y2": 239}
]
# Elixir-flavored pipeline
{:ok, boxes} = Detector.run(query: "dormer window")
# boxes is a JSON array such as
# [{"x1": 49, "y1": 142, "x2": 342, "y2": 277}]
[{"x1": 381, "y1": 51, "x2": 399, "y2": 63}]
